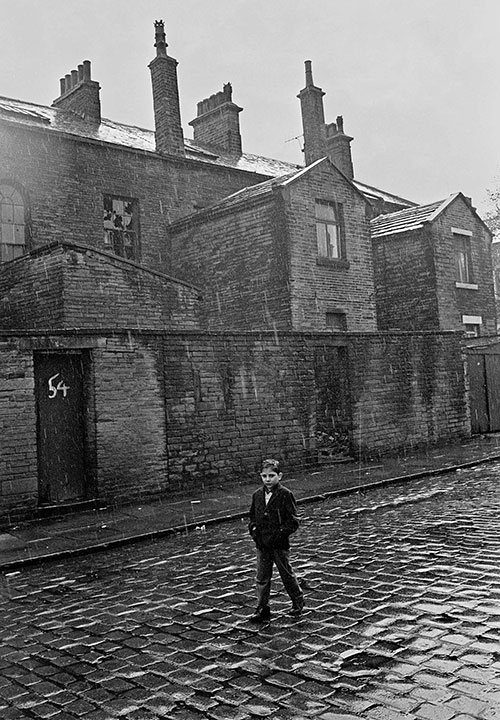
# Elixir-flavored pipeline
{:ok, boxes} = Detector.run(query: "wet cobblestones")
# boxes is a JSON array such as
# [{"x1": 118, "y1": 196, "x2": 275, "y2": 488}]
[{"x1": 3, "y1": 463, "x2": 500, "y2": 718}]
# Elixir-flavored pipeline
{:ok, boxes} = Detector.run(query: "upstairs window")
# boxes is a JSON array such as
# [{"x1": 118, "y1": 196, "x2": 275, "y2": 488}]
[
  {"x1": 103, "y1": 196, "x2": 139, "y2": 261},
  {"x1": 0, "y1": 184, "x2": 26, "y2": 262},
  {"x1": 316, "y1": 200, "x2": 344, "y2": 260},
  {"x1": 454, "y1": 229, "x2": 473, "y2": 284}
]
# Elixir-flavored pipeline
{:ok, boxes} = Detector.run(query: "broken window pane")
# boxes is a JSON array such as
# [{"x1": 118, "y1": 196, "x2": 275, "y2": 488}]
[
  {"x1": 0, "y1": 185, "x2": 26, "y2": 262},
  {"x1": 103, "y1": 195, "x2": 139, "y2": 261}
]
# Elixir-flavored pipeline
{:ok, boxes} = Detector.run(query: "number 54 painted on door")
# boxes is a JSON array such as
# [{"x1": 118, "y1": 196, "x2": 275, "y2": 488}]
[{"x1": 48, "y1": 373, "x2": 70, "y2": 399}]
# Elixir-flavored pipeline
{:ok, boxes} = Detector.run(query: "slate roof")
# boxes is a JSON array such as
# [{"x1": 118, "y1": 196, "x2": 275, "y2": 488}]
[
  {"x1": 168, "y1": 157, "x2": 392, "y2": 231},
  {"x1": 370, "y1": 197, "x2": 454, "y2": 238},
  {"x1": 0, "y1": 95, "x2": 299, "y2": 177},
  {"x1": 0, "y1": 95, "x2": 416, "y2": 208},
  {"x1": 354, "y1": 180, "x2": 416, "y2": 209},
  {"x1": 166, "y1": 166, "x2": 304, "y2": 230}
]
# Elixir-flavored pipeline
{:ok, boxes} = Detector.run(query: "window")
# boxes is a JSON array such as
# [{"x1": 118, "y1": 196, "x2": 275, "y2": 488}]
[
  {"x1": 0, "y1": 184, "x2": 26, "y2": 262},
  {"x1": 454, "y1": 229, "x2": 473, "y2": 284},
  {"x1": 316, "y1": 200, "x2": 344, "y2": 260},
  {"x1": 326, "y1": 311, "x2": 347, "y2": 331},
  {"x1": 462, "y1": 315, "x2": 482, "y2": 338},
  {"x1": 103, "y1": 196, "x2": 139, "y2": 260}
]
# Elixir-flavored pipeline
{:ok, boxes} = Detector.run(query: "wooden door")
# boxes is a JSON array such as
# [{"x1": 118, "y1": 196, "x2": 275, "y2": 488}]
[
  {"x1": 467, "y1": 355, "x2": 489, "y2": 434},
  {"x1": 35, "y1": 353, "x2": 87, "y2": 504},
  {"x1": 486, "y1": 355, "x2": 500, "y2": 432}
]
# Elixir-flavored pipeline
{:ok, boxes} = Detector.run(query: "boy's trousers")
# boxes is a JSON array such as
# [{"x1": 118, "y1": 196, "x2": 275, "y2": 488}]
[{"x1": 255, "y1": 546, "x2": 303, "y2": 607}]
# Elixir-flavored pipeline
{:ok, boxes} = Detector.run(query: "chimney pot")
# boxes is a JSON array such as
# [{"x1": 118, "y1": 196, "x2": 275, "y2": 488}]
[
  {"x1": 83, "y1": 60, "x2": 91, "y2": 81},
  {"x1": 154, "y1": 19, "x2": 168, "y2": 57},
  {"x1": 304, "y1": 60, "x2": 314, "y2": 87},
  {"x1": 53, "y1": 60, "x2": 101, "y2": 122}
]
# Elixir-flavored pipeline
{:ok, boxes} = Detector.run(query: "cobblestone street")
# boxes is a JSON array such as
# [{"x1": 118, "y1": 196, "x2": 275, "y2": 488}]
[{"x1": 3, "y1": 463, "x2": 500, "y2": 719}]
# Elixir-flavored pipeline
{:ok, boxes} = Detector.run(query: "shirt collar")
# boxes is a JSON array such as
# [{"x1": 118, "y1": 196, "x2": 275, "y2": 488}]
[{"x1": 264, "y1": 483, "x2": 280, "y2": 494}]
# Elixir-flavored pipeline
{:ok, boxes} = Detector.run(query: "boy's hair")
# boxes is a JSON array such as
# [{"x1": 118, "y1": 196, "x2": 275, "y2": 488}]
[{"x1": 261, "y1": 458, "x2": 282, "y2": 474}]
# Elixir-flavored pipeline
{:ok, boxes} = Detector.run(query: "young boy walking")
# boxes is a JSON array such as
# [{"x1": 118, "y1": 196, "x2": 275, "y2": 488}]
[{"x1": 248, "y1": 458, "x2": 304, "y2": 622}]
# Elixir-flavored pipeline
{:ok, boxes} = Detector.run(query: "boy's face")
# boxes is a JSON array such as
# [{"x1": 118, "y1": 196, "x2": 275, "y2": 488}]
[{"x1": 260, "y1": 467, "x2": 282, "y2": 490}]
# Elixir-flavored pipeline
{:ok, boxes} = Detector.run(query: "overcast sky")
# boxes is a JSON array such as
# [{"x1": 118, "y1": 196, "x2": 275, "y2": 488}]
[{"x1": 0, "y1": 0, "x2": 498, "y2": 214}]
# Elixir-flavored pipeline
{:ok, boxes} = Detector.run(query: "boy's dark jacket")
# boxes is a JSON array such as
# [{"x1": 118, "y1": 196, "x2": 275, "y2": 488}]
[{"x1": 248, "y1": 483, "x2": 300, "y2": 550}]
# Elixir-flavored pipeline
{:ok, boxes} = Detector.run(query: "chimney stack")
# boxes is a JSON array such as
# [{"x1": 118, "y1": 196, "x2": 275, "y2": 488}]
[
  {"x1": 148, "y1": 20, "x2": 185, "y2": 156},
  {"x1": 52, "y1": 60, "x2": 101, "y2": 122},
  {"x1": 326, "y1": 116, "x2": 354, "y2": 179},
  {"x1": 298, "y1": 61, "x2": 355, "y2": 178},
  {"x1": 297, "y1": 60, "x2": 326, "y2": 165},
  {"x1": 189, "y1": 83, "x2": 243, "y2": 155}
]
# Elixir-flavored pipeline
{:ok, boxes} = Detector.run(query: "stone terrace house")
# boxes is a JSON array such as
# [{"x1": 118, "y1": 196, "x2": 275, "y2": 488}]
[
  {"x1": 371, "y1": 194, "x2": 496, "y2": 337},
  {"x1": 167, "y1": 158, "x2": 376, "y2": 332},
  {"x1": 0, "y1": 21, "x2": 486, "y2": 524},
  {"x1": 165, "y1": 57, "x2": 496, "y2": 338}
]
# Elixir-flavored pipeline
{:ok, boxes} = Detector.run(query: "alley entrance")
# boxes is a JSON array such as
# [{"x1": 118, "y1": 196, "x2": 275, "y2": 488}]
[
  {"x1": 314, "y1": 344, "x2": 351, "y2": 460},
  {"x1": 35, "y1": 352, "x2": 89, "y2": 505},
  {"x1": 466, "y1": 346, "x2": 500, "y2": 434}
]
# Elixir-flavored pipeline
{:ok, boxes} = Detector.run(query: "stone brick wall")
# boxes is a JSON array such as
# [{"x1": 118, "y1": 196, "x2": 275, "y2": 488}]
[
  {"x1": 286, "y1": 163, "x2": 376, "y2": 331},
  {"x1": 0, "y1": 250, "x2": 65, "y2": 329},
  {"x1": 168, "y1": 161, "x2": 377, "y2": 332},
  {"x1": 372, "y1": 196, "x2": 496, "y2": 334},
  {"x1": 0, "y1": 339, "x2": 37, "y2": 522},
  {"x1": 93, "y1": 335, "x2": 169, "y2": 504},
  {"x1": 89, "y1": 330, "x2": 470, "y2": 498},
  {"x1": 0, "y1": 329, "x2": 469, "y2": 526},
  {"x1": 433, "y1": 197, "x2": 496, "y2": 334},
  {"x1": 168, "y1": 196, "x2": 293, "y2": 330},
  {"x1": 161, "y1": 333, "x2": 317, "y2": 492},
  {"x1": 52, "y1": 81, "x2": 101, "y2": 123},
  {"x1": 348, "y1": 332, "x2": 468, "y2": 456},
  {"x1": 97, "y1": 330, "x2": 468, "y2": 496},
  {"x1": 0, "y1": 123, "x2": 266, "y2": 274},
  {"x1": 170, "y1": 197, "x2": 291, "y2": 330},
  {"x1": 0, "y1": 242, "x2": 201, "y2": 331},
  {"x1": 372, "y1": 227, "x2": 439, "y2": 330}
]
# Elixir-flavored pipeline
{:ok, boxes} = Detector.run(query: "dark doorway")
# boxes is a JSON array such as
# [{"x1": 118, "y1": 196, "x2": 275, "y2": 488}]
[
  {"x1": 314, "y1": 345, "x2": 352, "y2": 460},
  {"x1": 467, "y1": 351, "x2": 500, "y2": 434},
  {"x1": 35, "y1": 352, "x2": 89, "y2": 505}
]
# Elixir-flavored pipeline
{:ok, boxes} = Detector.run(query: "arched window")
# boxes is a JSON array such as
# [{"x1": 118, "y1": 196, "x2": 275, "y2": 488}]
[{"x1": 0, "y1": 185, "x2": 26, "y2": 262}]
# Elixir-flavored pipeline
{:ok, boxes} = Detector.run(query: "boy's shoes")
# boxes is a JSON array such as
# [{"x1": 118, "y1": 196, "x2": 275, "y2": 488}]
[
  {"x1": 288, "y1": 596, "x2": 305, "y2": 617},
  {"x1": 249, "y1": 605, "x2": 271, "y2": 623}
]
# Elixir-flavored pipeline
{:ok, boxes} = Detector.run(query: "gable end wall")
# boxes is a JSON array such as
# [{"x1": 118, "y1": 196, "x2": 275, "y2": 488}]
[
  {"x1": 287, "y1": 164, "x2": 376, "y2": 331},
  {"x1": 432, "y1": 198, "x2": 496, "y2": 333}
]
